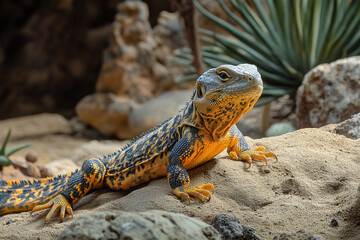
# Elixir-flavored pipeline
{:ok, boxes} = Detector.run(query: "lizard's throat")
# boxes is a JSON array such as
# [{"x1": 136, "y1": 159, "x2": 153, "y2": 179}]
[{"x1": 193, "y1": 95, "x2": 260, "y2": 141}]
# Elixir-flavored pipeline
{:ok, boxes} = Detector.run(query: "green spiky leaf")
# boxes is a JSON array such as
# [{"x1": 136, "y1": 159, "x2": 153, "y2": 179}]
[
  {"x1": 5, "y1": 144, "x2": 32, "y2": 156},
  {"x1": 177, "y1": 0, "x2": 360, "y2": 103},
  {"x1": 0, "y1": 130, "x2": 11, "y2": 155},
  {"x1": 0, "y1": 129, "x2": 31, "y2": 168},
  {"x1": 0, "y1": 155, "x2": 12, "y2": 166}
]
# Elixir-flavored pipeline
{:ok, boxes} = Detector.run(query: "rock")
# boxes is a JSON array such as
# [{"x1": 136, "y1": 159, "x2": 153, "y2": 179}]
[
  {"x1": 76, "y1": 93, "x2": 137, "y2": 139},
  {"x1": 40, "y1": 159, "x2": 79, "y2": 177},
  {"x1": 9, "y1": 155, "x2": 41, "y2": 178},
  {"x1": 265, "y1": 122, "x2": 296, "y2": 137},
  {"x1": 332, "y1": 113, "x2": 360, "y2": 139},
  {"x1": 76, "y1": 90, "x2": 192, "y2": 139},
  {"x1": 95, "y1": 1, "x2": 185, "y2": 101},
  {"x1": 128, "y1": 90, "x2": 193, "y2": 135},
  {"x1": 71, "y1": 140, "x2": 129, "y2": 165},
  {"x1": 152, "y1": 11, "x2": 186, "y2": 88},
  {"x1": 95, "y1": 1, "x2": 159, "y2": 102},
  {"x1": 213, "y1": 213, "x2": 260, "y2": 240},
  {"x1": 58, "y1": 210, "x2": 220, "y2": 240},
  {"x1": 330, "y1": 218, "x2": 338, "y2": 227},
  {"x1": 0, "y1": 113, "x2": 72, "y2": 140},
  {"x1": 273, "y1": 229, "x2": 325, "y2": 240},
  {"x1": 25, "y1": 151, "x2": 38, "y2": 163},
  {"x1": 76, "y1": 2, "x2": 187, "y2": 139},
  {"x1": 296, "y1": 56, "x2": 360, "y2": 128}
]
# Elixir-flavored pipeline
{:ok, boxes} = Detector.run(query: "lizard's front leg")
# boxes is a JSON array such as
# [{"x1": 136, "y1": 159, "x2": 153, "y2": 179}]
[
  {"x1": 30, "y1": 158, "x2": 106, "y2": 222},
  {"x1": 167, "y1": 133, "x2": 214, "y2": 204},
  {"x1": 227, "y1": 125, "x2": 277, "y2": 168}
]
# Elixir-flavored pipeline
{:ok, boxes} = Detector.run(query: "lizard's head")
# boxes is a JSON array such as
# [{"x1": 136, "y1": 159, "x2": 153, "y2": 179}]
[
  {"x1": 193, "y1": 64, "x2": 263, "y2": 117},
  {"x1": 191, "y1": 64, "x2": 263, "y2": 140}
]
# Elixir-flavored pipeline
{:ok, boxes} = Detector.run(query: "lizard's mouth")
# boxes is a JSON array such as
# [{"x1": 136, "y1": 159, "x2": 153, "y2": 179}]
[{"x1": 206, "y1": 83, "x2": 263, "y2": 100}]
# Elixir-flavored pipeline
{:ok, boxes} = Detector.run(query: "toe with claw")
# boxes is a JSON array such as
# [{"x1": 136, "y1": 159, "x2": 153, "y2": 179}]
[
  {"x1": 30, "y1": 194, "x2": 73, "y2": 223},
  {"x1": 172, "y1": 183, "x2": 214, "y2": 204},
  {"x1": 235, "y1": 146, "x2": 277, "y2": 168}
]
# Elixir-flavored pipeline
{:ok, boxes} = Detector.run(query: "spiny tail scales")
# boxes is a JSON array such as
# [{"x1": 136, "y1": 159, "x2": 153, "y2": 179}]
[{"x1": 0, "y1": 171, "x2": 76, "y2": 214}]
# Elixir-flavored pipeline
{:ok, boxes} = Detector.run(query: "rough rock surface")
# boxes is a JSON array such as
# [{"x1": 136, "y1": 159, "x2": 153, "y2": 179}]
[
  {"x1": 0, "y1": 128, "x2": 359, "y2": 240},
  {"x1": 128, "y1": 90, "x2": 193, "y2": 135},
  {"x1": 40, "y1": 159, "x2": 79, "y2": 177},
  {"x1": 0, "y1": 113, "x2": 72, "y2": 140},
  {"x1": 77, "y1": 90, "x2": 192, "y2": 139},
  {"x1": 76, "y1": 1, "x2": 188, "y2": 139},
  {"x1": 273, "y1": 229, "x2": 325, "y2": 240},
  {"x1": 296, "y1": 56, "x2": 360, "y2": 128},
  {"x1": 332, "y1": 113, "x2": 360, "y2": 139},
  {"x1": 96, "y1": 1, "x2": 185, "y2": 102},
  {"x1": 76, "y1": 93, "x2": 137, "y2": 139},
  {"x1": 58, "y1": 210, "x2": 220, "y2": 240},
  {"x1": 213, "y1": 213, "x2": 260, "y2": 240}
]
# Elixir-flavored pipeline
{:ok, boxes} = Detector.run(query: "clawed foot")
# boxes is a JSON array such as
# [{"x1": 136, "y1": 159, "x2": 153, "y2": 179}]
[
  {"x1": 229, "y1": 146, "x2": 277, "y2": 168},
  {"x1": 30, "y1": 194, "x2": 73, "y2": 223},
  {"x1": 172, "y1": 183, "x2": 214, "y2": 204}
]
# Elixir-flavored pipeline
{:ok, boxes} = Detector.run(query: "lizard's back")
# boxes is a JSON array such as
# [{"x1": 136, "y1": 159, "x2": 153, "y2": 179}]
[{"x1": 103, "y1": 111, "x2": 184, "y2": 190}]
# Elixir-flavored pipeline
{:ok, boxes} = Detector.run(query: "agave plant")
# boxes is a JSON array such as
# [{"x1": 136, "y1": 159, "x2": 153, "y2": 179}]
[
  {"x1": 178, "y1": 0, "x2": 360, "y2": 104},
  {"x1": 0, "y1": 130, "x2": 31, "y2": 170}
]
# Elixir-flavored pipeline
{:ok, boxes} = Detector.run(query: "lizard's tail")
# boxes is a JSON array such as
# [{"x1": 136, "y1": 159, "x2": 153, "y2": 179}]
[{"x1": 0, "y1": 171, "x2": 76, "y2": 215}]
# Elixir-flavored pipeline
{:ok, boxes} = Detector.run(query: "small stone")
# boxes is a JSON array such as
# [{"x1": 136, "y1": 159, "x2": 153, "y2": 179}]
[
  {"x1": 331, "y1": 218, "x2": 338, "y2": 227},
  {"x1": 309, "y1": 234, "x2": 326, "y2": 240},
  {"x1": 6, "y1": 220, "x2": 13, "y2": 225},
  {"x1": 25, "y1": 151, "x2": 38, "y2": 163},
  {"x1": 213, "y1": 213, "x2": 260, "y2": 240}
]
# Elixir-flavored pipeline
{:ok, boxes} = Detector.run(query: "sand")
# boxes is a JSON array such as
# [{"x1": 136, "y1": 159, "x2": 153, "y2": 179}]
[{"x1": 0, "y1": 128, "x2": 359, "y2": 239}]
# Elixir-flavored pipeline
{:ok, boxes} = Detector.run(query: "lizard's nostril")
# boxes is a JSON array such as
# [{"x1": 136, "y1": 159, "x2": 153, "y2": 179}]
[{"x1": 197, "y1": 84, "x2": 204, "y2": 98}]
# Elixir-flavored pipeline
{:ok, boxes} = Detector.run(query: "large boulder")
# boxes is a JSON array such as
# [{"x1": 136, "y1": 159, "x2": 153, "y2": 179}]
[
  {"x1": 76, "y1": 93, "x2": 137, "y2": 139},
  {"x1": 128, "y1": 90, "x2": 192, "y2": 136},
  {"x1": 332, "y1": 113, "x2": 360, "y2": 140},
  {"x1": 0, "y1": 113, "x2": 72, "y2": 140},
  {"x1": 76, "y1": 1, "x2": 188, "y2": 139},
  {"x1": 76, "y1": 90, "x2": 192, "y2": 139},
  {"x1": 296, "y1": 56, "x2": 360, "y2": 128},
  {"x1": 95, "y1": 1, "x2": 185, "y2": 103},
  {"x1": 58, "y1": 210, "x2": 220, "y2": 240}
]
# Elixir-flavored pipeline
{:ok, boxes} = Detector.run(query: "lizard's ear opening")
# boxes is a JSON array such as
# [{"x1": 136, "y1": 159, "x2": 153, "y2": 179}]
[{"x1": 196, "y1": 84, "x2": 204, "y2": 99}]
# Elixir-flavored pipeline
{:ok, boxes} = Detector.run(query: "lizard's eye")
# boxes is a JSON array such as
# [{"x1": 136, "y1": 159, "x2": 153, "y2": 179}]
[{"x1": 218, "y1": 70, "x2": 231, "y2": 81}]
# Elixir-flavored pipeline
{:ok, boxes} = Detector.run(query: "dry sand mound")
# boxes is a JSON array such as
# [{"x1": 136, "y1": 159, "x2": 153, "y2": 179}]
[{"x1": 0, "y1": 128, "x2": 359, "y2": 239}]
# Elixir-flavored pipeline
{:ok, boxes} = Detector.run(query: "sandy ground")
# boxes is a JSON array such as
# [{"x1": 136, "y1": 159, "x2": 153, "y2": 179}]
[{"x1": 0, "y1": 127, "x2": 359, "y2": 239}]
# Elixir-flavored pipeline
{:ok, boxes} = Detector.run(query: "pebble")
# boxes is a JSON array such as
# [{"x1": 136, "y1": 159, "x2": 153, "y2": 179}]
[
  {"x1": 331, "y1": 218, "x2": 338, "y2": 227},
  {"x1": 25, "y1": 151, "x2": 38, "y2": 163}
]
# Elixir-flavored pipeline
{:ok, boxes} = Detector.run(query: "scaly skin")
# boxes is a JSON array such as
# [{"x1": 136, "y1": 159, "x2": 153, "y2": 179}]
[{"x1": 0, "y1": 64, "x2": 277, "y2": 222}]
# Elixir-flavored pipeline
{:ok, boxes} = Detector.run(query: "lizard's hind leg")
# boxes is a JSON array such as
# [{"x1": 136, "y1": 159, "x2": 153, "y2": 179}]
[{"x1": 31, "y1": 158, "x2": 106, "y2": 222}]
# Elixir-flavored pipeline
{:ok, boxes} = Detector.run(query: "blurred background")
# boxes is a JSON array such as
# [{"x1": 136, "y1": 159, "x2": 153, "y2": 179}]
[{"x1": 0, "y1": 0, "x2": 359, "y2": 140}]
